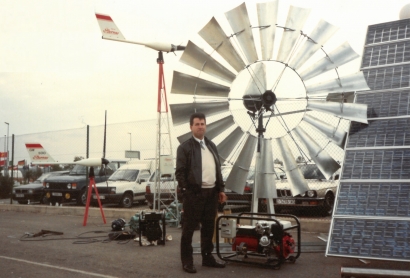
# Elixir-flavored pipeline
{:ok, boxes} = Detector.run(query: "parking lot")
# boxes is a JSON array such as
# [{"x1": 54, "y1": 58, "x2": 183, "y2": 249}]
[{"x1": 1, "y1": 202, "x2": 410, "y2": 278}]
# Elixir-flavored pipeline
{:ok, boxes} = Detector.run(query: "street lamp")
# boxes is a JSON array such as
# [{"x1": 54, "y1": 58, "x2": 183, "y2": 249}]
[
  {"x1": 128, "y1": 132, "x2": 132, "y2": 151},
  {"x1": 4, "y1": 122, "x2": 9, "y2": 177}
]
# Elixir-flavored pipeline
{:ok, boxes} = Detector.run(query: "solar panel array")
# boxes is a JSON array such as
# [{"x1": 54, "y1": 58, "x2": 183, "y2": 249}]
[{"x1": 326, "y1": 18, "x2": 410, "y2": 261}]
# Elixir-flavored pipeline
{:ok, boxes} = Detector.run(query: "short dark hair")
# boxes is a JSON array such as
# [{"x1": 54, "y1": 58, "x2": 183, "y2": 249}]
[{"x1": 190, "y1": 112, "x2": 206, "y2": 126}]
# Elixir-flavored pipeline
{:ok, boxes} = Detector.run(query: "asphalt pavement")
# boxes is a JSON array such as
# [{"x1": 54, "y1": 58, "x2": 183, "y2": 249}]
[{"x1": 1, "y1": 203, "x2": 409, "y2": 278}]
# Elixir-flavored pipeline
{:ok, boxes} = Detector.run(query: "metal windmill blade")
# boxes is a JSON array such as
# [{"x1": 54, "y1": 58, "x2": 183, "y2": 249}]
[
  {"x1": 225, "y1": 2, "x2": 258, "y2": 64},
  {"x1": 170, "y1": 1, "x2": 369, "y2": 212},
  {"x1": 256, "y1": 1, "x2": 279, "y2": 60}
]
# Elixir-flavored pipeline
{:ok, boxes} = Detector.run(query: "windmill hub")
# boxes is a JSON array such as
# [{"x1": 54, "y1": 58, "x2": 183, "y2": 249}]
[
  {"x1": 262, "y1": 90, "x2": 277, "y2": 111},
  {"x1": 242, "y1": 90, "x2": 277, "y2": 112}
]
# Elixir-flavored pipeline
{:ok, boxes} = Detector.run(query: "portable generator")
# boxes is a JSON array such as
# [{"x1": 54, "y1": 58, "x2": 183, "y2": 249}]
[
  {"x1": 138, "y1": 211, "x2": 166, "y2": 246},
  {"x1": 216, "y1": 212, "x2": 300, "y2": 269}
]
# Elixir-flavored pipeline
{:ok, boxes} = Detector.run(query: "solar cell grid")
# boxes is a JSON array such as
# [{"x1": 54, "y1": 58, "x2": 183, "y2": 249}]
[
  {"x1": 356, "y1": 91, "x2": 410, "y2": 117},
  {"x1": 328, "y1": 218, "x2": 410, "y2": 260},
  {"x1": 335, "y1": 183, "x2": 410, "y2": 217},
  {"x1": 343, "y1": 149, "x2": 410, "y2": 180}
]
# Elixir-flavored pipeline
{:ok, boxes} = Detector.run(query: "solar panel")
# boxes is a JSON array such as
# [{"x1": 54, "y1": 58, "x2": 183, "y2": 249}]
[
  {"x1": 327, "y1": 18, "x2": 410, "y2": 261},
  {"x1": 328, "y1": 218, "x2": 410, "y2": 261}
]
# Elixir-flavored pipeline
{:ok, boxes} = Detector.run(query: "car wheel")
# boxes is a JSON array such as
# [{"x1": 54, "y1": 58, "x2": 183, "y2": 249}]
[
  {"x1": 77, "y1": 188, "x2": 87, "y2": 206},
  {"x1": 120, "y1": 193, "x2": 133, "y2": 208},
  {"x1": 18, "y1": 200, "x2": 28, "y2": 204},
  {"x1": 321, "y1": 192, "x2": 335, "y2": 216}
]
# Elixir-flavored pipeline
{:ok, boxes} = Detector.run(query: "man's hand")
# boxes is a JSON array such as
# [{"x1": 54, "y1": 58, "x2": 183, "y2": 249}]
[{"x1": 218, "y1": 192, "x2": 227, "y2": 203}]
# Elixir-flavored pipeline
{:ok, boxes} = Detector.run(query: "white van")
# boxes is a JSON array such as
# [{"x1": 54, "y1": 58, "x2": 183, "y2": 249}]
[{"x1": 93, "y1": 160, "x2": 153, "y2": 208}]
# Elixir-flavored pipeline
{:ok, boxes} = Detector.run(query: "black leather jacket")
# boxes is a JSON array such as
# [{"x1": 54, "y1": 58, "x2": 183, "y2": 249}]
[{"x1": 175, "y1": 136, "x2": 224, "y2": 194}]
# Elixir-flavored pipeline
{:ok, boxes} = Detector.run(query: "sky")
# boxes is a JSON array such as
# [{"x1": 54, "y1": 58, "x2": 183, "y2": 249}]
[{"x1": 1, "y1": 0, "x2": 410, "y2": 140}]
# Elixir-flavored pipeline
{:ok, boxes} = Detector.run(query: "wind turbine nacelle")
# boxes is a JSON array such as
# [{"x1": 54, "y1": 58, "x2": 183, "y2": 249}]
[
  {"x1": 75, "y1": 158, "x2": 109, "y2": 167},
  {"x1": 243, "y1": 90, "x2": 277, "y2": 112}
]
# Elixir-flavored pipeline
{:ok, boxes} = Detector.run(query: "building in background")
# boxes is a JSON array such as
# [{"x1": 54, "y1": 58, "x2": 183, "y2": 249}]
[{"x1": 327, "y1": 5, "x2": 410, "y2": 262}]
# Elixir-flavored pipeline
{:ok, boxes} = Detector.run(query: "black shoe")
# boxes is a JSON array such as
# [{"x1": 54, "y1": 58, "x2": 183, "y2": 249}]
[
  {"x1": 202, "y1": 259, "x2": 226, "y2": 268},
  {"x1": 182, "y1": 264, "x2": 197, "y2": 273}
]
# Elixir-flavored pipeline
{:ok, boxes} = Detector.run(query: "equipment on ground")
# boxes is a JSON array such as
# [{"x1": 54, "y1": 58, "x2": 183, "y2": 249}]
[
  {"x1": 216, "y1": 212, "x2": 300, "y2": 269},
  {"x1": 138, "y1": 211, "x2": 166, "y2": 246},
  {"x1": 111, "y1": 218, "x2": 126, "y2": 231}
]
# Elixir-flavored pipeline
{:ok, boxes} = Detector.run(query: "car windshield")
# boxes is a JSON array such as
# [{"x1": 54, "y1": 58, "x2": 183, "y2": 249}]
[
  {"x1": 69, "y1": 165, "x2": 88, "y2": 175},
  {"x1": 299, "y1": 164, "x2": 326, "y2": 180},
  {"x1": 33, "y1": 173, "x2": 51, "y2": 183},
  {"x1": 109, "y1": 169, "x2": 139, "y2": 181}
]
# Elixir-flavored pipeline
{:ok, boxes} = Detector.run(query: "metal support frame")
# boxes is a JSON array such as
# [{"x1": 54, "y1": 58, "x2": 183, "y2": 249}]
[
  {"x1": 153, "y1": 51, "x2": 179, "y2": 225},
  {"x1": 251, "y1": 111, "x2": 275, "y2": 215}
]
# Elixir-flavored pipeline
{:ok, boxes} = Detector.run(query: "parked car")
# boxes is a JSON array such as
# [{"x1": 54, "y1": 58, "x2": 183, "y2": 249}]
[
  {"x1": 43, "y1": 160, "x2": 126, "y2": 206},
  {"x1": 145, "y1": 170, "x2": 181, "y2": 209},
  {"x1": 92, "y1": 161, "x2": 152, "y2": 208},
  {"x1": 273, "y1": 164, "x2": 340, "y2": 216},
  {"x1": 223, "y1": 164, "x2": 340, "y2": 216},
  {"x1": 12, "y1": 171, "x2": 69, "y2": 204}
]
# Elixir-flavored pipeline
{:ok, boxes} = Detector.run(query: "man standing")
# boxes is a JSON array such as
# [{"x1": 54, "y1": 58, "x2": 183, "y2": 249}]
[{"x1": 176, "y1": 112, "x2": 227, "y2": 274}]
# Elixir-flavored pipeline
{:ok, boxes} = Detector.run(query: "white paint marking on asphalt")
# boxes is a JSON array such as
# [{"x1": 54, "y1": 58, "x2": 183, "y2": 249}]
[{"x1": 0, "y1": 255, "x2": 118, "y2": 278}]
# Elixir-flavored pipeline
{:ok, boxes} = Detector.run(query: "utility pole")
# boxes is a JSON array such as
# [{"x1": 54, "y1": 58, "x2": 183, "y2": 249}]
[{"x1": 4, "y1": 122, "x2": 9, "y2": 177}]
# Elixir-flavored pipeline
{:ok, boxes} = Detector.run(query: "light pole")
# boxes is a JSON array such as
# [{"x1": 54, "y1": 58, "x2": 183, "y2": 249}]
[
  {"x1": 128, "y1": 132, "x2": 132, "y2": 150},
  {"x1": 4, "y1": 122, "x2": 9, "y2": 177}
]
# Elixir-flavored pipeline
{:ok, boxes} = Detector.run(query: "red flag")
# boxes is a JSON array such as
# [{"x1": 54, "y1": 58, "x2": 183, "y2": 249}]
[
  {"x1": 0, "y1": 160, "x2": 4, "y2": 166},
  {"x1": 0, "y1": 152, "x2": 7, "y2": 158},
  {"x1": 18, "y1": 160, "x2": 25, "y2": 166}
]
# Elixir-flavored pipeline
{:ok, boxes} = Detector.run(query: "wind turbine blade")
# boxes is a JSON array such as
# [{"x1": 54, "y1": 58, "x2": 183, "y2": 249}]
[
  {"x1": 306, "y1": 72, "x2": 370, "y2": 96},
  {"x1": 276, "y1": 137, "x2": 309, "y2": 196},
  {"x1": 307, "y1": 100, "x2": 368, "y2": 124},
  {"x1": 277, "y1": 5, "x2": 311, "y2": 63},
  {"x1": 170, "y1": 102, "x2": 229, "y2": 126},
  {"x1": 176, "y1": 115, "x2": 235, "y2": 143},
  {"x1": 225, "y1": 135, "x2": 257, "y2": 194},
  {"x1": 293, "y1": 126, "x2": 341, "y2": 180},
  {"x1": 199, "y1": 17, "x2": 246, "y2": 72},
  {"x1": 300, "y1": 42, "x2": 360, "y2": 81},
  {"x1": 216, "y1": 126, "x2": 244, "y2": 164},
  {"x1": 170, "y1": 71, "x2": 230, "y2": 97},
  {"x1": 225, "y1": 2, "x2": 258, "y2": 63},
  {"x1": 256, "y1": 138, "x2": 277, "y2": 198},
  {"x1": 303, "y1": 114, "x2": 347, "y2": 148},
  {"x1": 257, "y1": 1, "x2": 279, "y2": 60},
  {"x1": 289, "y1": 19, "x2": 339, "y2": 70},
  {"x1": 180, "y1": 41, "x2": 236, "y2": 83},
  {"x1": 243, "y1": 62, "x2": 267, "y2": 97},
  {"x1": 95, "y1": 13, "x2": 126, "y2": 40}
]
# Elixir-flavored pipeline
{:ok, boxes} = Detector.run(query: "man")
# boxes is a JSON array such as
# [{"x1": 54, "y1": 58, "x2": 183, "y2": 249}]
[{"x1": 175, "y1": 112, "x2": 227, "y2": 274}]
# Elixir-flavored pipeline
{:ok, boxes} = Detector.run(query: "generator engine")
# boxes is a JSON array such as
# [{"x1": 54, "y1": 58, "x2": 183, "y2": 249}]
[
  {"x1": 138, "y1": 211, "x2": 166, "y2": 245},
  {"x1": 232, "y1": 220, "x2": 295, "y2": 260}
]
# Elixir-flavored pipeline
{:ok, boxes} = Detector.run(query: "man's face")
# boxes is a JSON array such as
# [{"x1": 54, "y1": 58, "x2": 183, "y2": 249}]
[{"x1": 190, "y1": 117, "x2": 206, "y2": 139}]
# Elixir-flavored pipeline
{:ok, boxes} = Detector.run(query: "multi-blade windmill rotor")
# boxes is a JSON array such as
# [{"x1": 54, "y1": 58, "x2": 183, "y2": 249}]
[{"x1": 170, "y1": 1, "x2": 369, "y2": 212}]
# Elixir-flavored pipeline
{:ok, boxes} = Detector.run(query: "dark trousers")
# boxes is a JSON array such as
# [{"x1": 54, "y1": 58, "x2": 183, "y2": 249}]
[{"x1": 180, "y1": 188, "x2": 218, "y2": 265}]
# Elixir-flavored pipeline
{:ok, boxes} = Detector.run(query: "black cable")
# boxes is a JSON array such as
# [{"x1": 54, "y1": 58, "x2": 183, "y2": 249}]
[{"x1": 19, "y1": 229, "x2": 134, "y2": 245}]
